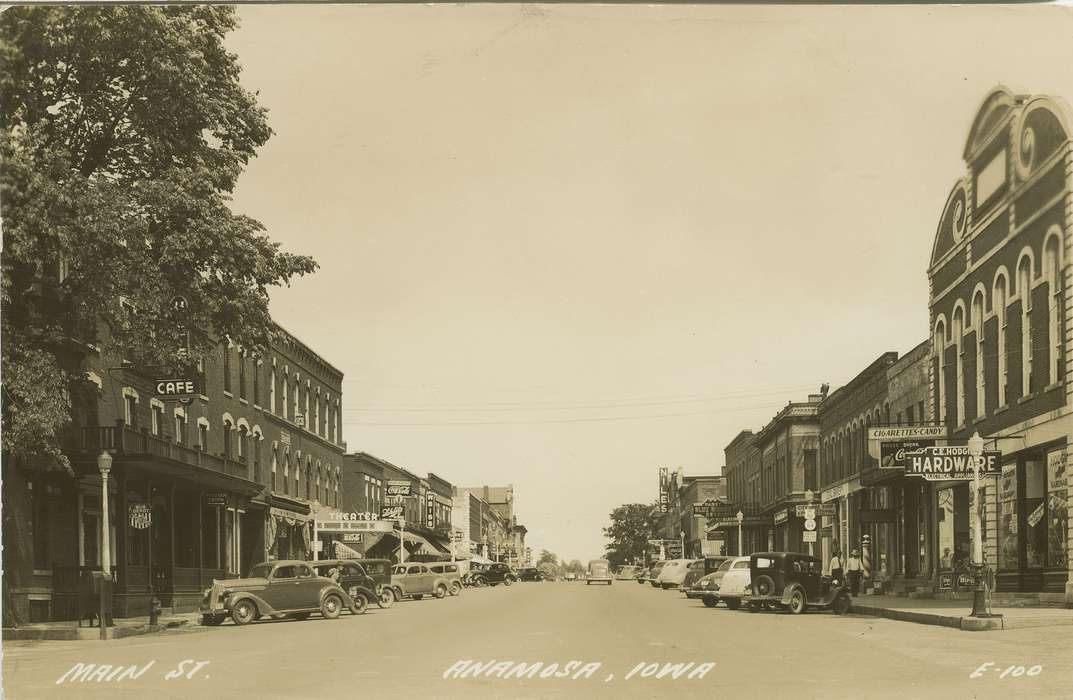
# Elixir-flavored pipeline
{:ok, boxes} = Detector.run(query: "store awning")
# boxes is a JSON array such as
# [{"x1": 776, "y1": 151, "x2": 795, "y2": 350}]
[
  {"x1": 470, "y1": 553, "x2": 493, "y2": 565},
  {"x1": 332, "y1": 541, "x2": 363, "y2": 559},
  {"x1": 403, "y1": 531, "x2": 441, "y2": 556}
]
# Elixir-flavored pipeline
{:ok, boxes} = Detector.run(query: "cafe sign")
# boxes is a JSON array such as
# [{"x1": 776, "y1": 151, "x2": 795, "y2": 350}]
[
  {"x1": 904, "y1": 446, "x2": 1001, "y2": 481},
  {"x1": 129, "y1": 503, "x2": 152, "y2": 530}
]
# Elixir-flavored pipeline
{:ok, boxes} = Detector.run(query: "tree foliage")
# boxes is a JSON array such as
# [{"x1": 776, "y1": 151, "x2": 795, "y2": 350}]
[
  {"x1": 603, "y1": 502, "x2": 660, "y2": 566},
  {"x1": 0, "y1": 6, "x2": 317, "y2": 469}
]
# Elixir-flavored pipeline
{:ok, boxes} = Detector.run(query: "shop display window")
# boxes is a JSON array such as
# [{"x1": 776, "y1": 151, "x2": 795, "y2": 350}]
[
  {"x1": 1025, "y1": 460, "x2": 1046, "y2": 568},
  {"x1": 1047, "y1": 451, "x2": 1067, "y2": 569},
  {"x1": 998, "y1": 464, "x2": 1018, "y2": 570}
]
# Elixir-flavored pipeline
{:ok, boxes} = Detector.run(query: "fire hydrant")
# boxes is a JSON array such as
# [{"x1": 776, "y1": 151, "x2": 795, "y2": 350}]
[{"x1": 149, "y1": 596, "x2": 162, "y2": 626}]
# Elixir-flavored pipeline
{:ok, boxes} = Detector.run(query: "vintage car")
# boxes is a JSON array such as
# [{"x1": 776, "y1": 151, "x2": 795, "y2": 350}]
[
  {"x1": 517, "y1": 567, "x2": 547, "y2": 582},
  {"x1": 353, "y1": 558, "x2": 401, "y2": 607},
  {"x1": 655, "y1": 559, "x2": 697, "y2": 589},
  {"x1": 686, "y1": 557, "x2": 736, "y2": 607},
  {"x1": 391, "y1": 563, "x2": 451, "y2": 600},
  {"x1": 586, "y1": 559, "x2": 613, "y2": 585},
  {"x1": 427, "y1": 562, "x2": 464, "y2": 595},
  {"x1": 701, "y1": 556, "x2": 752, "y2": 610},
  {"x1": 682, "y1": 557, "x2": 730, "y2": 591},
  {"x1": 309, "y1": 560, "x2": 380, "y2": 612},
  {"x1": 614, "y1": 565, "x2": 640, "y2": 581},
  {"x1": 742, "y1": 552, "x2": 851, "y2": 615},
  {"x1": 200, "y1": 560, "x2": 361, "y2": 626},
  {"x1": 468, "y1": 562, "x2": 518, "y2": 587}
]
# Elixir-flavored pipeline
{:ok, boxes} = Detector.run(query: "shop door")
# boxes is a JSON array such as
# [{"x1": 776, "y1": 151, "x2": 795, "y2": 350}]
[{"x1": 936, "y1": 484, "x2": 969, "y2": 589}]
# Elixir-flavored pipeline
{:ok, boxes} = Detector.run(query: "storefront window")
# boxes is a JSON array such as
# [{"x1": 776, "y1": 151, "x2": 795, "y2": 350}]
[
  {"x1": 998, "y1": 464, "x2": 1018, "y2": 570},
  {"x1": 1025, "y1": 459, "x2": 1046, "y2": 568},
  {"x1": 1047, "y1": 450, "x2": 1068, "y2": 569}
]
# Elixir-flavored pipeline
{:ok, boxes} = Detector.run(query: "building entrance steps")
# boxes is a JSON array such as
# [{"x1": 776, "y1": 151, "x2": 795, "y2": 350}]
[{"x1": 848, "y1": 593, "x2": 1073, "y2": 631}]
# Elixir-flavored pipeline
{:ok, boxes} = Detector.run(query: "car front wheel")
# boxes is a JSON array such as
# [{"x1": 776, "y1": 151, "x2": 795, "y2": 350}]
[
  {"x1": 450, "y1": 582, "x2": 462, "y2": 596},
  {"x1": 788, "y1": 589, "x2": 806, "y2": 615},
  {"x1": 434, "y1": 584, "x2": 447, "y2": 599},
  {"x1": 231, "y1": 599, "x2": 257, "y2": 626},
  {"x1": 321, "y1": 593, "x2": 343, "y2": 619},
  {"x1": 352, "y1": 592, "x2": 369, "y2": 614},
  {"x1": 378, "y1": 588, "x2": 396, "y2": 608},
  {"x1": 504, "y1": 577, "x2": 514, "y2": 587}
]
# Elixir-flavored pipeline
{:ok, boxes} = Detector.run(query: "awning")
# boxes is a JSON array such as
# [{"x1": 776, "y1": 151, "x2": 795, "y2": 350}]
[
  {"x1": 403, "y1": 531, "x2": 441, "y2": 556},
  {"x1": 470, "y1": 553, "x2": 493, "y2": 565},
  {"x1": 332, "y1": 541, "x2": 363, "y2": 559}
]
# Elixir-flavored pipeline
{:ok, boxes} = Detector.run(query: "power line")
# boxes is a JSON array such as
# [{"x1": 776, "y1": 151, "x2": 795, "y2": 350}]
[
  {"x1": 341, "y1": 402, "x2": 784, "y2": 427},
  {"x1": 340, "y1": 384, "x2": 816, "y2": 413}
]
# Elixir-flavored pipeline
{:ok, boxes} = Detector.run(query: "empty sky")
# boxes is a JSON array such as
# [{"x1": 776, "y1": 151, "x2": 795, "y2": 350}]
[{"x1": 227, "y1": 4, "x2": 1073, "y2": 562}]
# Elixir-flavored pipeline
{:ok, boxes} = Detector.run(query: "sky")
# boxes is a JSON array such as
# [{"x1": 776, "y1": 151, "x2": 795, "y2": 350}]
[{"x1": 225, "y1": 4, "x2": 1073, "y2": 562}]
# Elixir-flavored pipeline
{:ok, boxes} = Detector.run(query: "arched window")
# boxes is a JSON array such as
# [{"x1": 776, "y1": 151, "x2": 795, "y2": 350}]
[
  {"x1": 315, "y1": 391, "x2": 321, "y2": 437},
  {"x1": 971, "y1": 289, "x2": 986, "y2": 417},
  {"x1": 293, "y1": 457, "x2": 300, "y2": 496},
  {"x1": 1017, "y1": 254, "x2": 1034, "y2": 395},
  {"x1": 994, "y1": 273, "x2": 1009, "y2": 407},
  {"x1": 282, "y1": 375, "x2": 289, "y2": 420},
  {"x1": 934, "y1": 319, "x2": 947, "y2": 422},
  {"x1": 316, "y1": 466, "x2": 322, "y2": 503},
  {"x1": 1044, "y1": 230, "x2": 1063, "y2": 385},
  {"x1": 271, "y1": 448, "x2": 278, "y2": 492},
  {"x1": 292, "y1": 375, "x2": 299, "y2": 424},
  {"x1": 270, "y1": 366, "x2": 277, "y2": 414},
  {"x1": 283, "y1": 452, "x2": 290, "y2": 496},
  {"x1": 237, "y1": 425, "x2": 248, "y2": 462},
  {"x1": 305, "y1": 381, "x2": 311, "y2": 432},
  {"x1": 952, "y1": 304, "x2": 965, "y2": 427},
  {"x1": 223, "y1": 418, "x2": 234, "y2": 459},
  {"x1": 305, "y1": 457, "x2": 312, "y2": 499}
]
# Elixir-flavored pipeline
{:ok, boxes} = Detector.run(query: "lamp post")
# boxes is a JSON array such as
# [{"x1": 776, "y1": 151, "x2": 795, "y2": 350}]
[
  {"x1": 736, "y1": 510, "x2": 744, "y2": 556},
  {"x1": 679, "y1": 530, "x2": 686, "y2": 559},
  {"x1": 97, "y1": 451, "x2": 112, "y2": 640},
  {"x1": 966, "y1": 431, "x2": 995, "y2": 618}
]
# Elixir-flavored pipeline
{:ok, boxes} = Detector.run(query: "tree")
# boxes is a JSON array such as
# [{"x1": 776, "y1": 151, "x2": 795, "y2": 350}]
[
  {"x1": 603, "y1": 502, "x2": 661, "y2": 567},
  {"x1": 536, "y1": 549, "x2": 558, "y2": 568},
  {"x1": 0, "y1": 6, "x2": 316, "y2": 471}
]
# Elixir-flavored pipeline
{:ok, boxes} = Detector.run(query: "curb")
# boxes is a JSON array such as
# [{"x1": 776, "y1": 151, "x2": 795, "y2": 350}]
[
  {"x1": 3, "y1": 617, "x2": 191, "y2": 642},
  {"x1": 849, "y1": 603, "x2": 1003, "y2": 631}
]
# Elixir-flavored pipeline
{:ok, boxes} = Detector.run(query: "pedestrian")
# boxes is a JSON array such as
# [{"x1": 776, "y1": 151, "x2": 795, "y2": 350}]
[
  {"x1": 847, "y1": 549, "x2": 863, "y2": 596},
  {"x1": 829, "y1": 549, "x2": 844, "y2": 587}
]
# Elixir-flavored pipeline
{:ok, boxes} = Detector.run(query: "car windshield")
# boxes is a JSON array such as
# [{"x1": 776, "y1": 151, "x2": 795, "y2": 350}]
[
  {"x1": 732, "y1": 560, "x2": 749, "y2": 569},
  {"x1": 716, "y1": 560, "x2": 734, "y2": 573},
  {"x1": 248, "y1": 563, "x2": 273, "y2": 579},
  {"x1": 689, "y1": 561, "x2": 704, "y2": 570}
]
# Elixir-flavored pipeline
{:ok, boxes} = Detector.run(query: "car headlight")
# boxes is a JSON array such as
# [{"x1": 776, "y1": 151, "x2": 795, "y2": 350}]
[{"x1": 712, "y1": 583, "x2": 720, "y2": 592}]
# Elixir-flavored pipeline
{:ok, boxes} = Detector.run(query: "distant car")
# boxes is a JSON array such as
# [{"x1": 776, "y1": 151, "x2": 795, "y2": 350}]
[
  {"x1": 427, "y1": 563, "x2": 464, "y2": 595},
  {"x1": 615, "y1": 565, "x2": 640, "y2": 581},
  {"x1": 636, "y1": 566, "x2": 650, "y2": 584},
  {"x1": 656, "y1": 559, "x2": 696, "y2": 589},
  {"x1": 517, "y1": 567, "x2": 546, "y2": 582},
  {"x1": 687, "y1": 558, "x2": 736, "y2": 607},
  {"x1": 308, "y1": 560, "x2": 379, "y2": 613},
  {"x1": 706, "y1": 556, "x2": 752, "y2": 610},
  {"x1": 682, "y1": 557, "x2": 730, "y2": 591},
  {"x1": 565, "y1": 572, "x2": 577, "y2": 581},
  {"x1": 391, "y1": 563, "x2": 451, "y2": 600},
  {"x1": 200, "y1": 560, "x2": 361, "y2": 626},
  {"x1": 586, "y1": 559, "x2": 612, "y2": 585},
  {"x1": 742, "y1": 552, "x2": 851, "y2": 615},
  {"x1": 355, "y1": 558, "x2": 401, "y2": 606},
  {"x1": 469, "y1": 562, "x2": 518, "y2": 587},
  {"x1": 647, "y1": 561, "x2": 668, "y2": 587}
]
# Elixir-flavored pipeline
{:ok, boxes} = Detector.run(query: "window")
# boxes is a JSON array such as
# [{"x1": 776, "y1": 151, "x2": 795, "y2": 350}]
[
  {"x1": 198, "y1": 422, "x2": 209, "y2": 452},
  {"x1": 238, "y1": 351, "x2": 247, "y2": 400},
  {"x1": 315, "y1": 394, "x2": 321, "y2": 436},
  {"x1": 284, "y1": 453, "x2": 291, "y2": 496},
  {"x1": 305, "y1": 458, "x2": 312, "y2": 498},
  {"x1": 1044, "y1": 234, "x2": 1062, "y2": 386},
  {"x1": 292, "y1": 377, "x2": 299, "y2": 423},
  {"x1": 270, "y1": 367, "x2": 277, "y2": 414},
  {"x1": 123, "y1": 390, "x2": 138, "y2": 428},
  {"x1": 274, "y1": 565, "x2": 297, "y2": 579},
  {"x1": 972, "y1": 291, "x2": 986, "y2": 418},
  {"x1": 253, "y1": 362, "x2": 261, "y2": 406},
  {"x1": 223, "y1": 344, "x2": 232, "y2": 393},
  {"x1": 282, "y1": 376, "x2": 289, "y2": 419},
  {"x1": 933, "y1": 321, "x2": 946, "y2": 422},
  {"x1": 151, "y1": 403, "x2": 164, "y2": 436},
  {"x1": 237, "y1": 426, "x2": 248, "y2": 463},
  {"x1": 271, "y1": 450, "x2": 277, "y2": 491},
  {"x1": 952, "y1": 305, "x2": 965, "y2": 427},
  {"x1": 254, "y1": 437, "x2": 261, "y2": 483},
  {"x1": 304, "y1": 383, "x2": 311, "y2": 431},
  {"x1": 994, "y1": 275, "x2": 1009, "y2": 406},
  {"x1": 1025, "y1": 459, "x2": 1047, "y2": 568},
  {"x1": 998, "y1": 464, "x2": 1018, "y2": 570},
  {"x1": 174, "y1": 411, "x2": 187, "y2": 446},
  {"x1": 223, "y1": 421, "x2": 233, "y2": 458},
  {"x1": 316, "y1": 470, "x2": 321, "y2": 503},
  {"x1": 1046, "y1": 450, "x2": 1068, "y2": 568},
  {"x1": 1017, "y1": 256, "x2": 1033, "y2": 396}
]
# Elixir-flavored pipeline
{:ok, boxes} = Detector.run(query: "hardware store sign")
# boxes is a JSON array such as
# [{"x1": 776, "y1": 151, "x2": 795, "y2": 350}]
[{"x1": 904, "y1": 446, "x2": 1001, "y2": 481}]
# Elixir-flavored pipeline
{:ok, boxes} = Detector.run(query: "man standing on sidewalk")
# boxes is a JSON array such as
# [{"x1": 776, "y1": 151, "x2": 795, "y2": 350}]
[{"x1": 846, "y1": 549, "x2": 863, "y2": 596}]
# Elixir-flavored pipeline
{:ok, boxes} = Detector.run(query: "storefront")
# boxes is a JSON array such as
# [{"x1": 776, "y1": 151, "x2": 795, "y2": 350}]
[
  {"x1": 820, "y1": 477, "x2": 862, "y2": 574},
  {"x1": 994, "y1": 441, "x2": 1069, "y2": 594},
  {"x1": 266, "y1": 497, "x2": 312, "y2": 562}
]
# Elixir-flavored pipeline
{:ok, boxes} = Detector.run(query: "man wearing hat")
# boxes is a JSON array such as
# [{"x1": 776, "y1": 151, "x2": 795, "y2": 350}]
[{"x1": 846, "y1": 549, "x2": 863, "y2": 596}]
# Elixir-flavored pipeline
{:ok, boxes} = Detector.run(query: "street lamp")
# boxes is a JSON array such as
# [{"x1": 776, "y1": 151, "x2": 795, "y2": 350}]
[
  {"x1": 679, "y1": 530, "x2": 686, "y2": 559},
  {"x1": 97, "y1": 451, "x2": 112, "y2": 640},
  {"x1": 736, "y1": 510, "x2": 744, "y2": 556},
  {"x1": 966, "y1": 431, "x2": 996, "y2": 619}
]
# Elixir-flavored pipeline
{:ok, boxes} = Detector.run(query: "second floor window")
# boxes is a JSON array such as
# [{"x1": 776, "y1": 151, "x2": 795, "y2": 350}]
[
  {"x1": 223, "y1": 346, "x2": 232, "y2": 393},
  {"x1": 174, "y1": 413, "x2": 187, "y2": 446},
  {"x1": 199, "y1": 423, "x2": 209, "y2": 452},
  {"x1": 151, "y1": 405, "x2": 163, "y2": 436},
  {"x1": 239, "y1": 352, "x2": 247, "y2": 400},
  {"x1": 124, "y1": 395, "x2": 137, "y2": 427},
  {"x1": 253, "y1": 363, "x2": 260, "y2": 406}
]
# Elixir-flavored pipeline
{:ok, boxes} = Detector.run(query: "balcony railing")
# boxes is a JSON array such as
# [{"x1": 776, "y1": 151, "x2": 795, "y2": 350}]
[{"x1": 77, "y1": 422, "x2": 252, "y2": 480}]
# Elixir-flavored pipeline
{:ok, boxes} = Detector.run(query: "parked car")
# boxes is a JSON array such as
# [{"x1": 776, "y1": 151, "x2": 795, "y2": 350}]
[
  {"x1": 469, "y1": 562, "x2": 518, "y2": 587},
  {"x1": 702, "y1": 556, "x2": 752, "y2": 610},
  {"x1": 655, "y1": 559, "x2": 696, "y2": 589},
  {"x1": 682, "y1": 557, "x2": 730, "y2": 591},
  {"x1": 686, "y1": 557, "x2": 736, "y2": 607},
  {"x1": 427, "y1": 562, "x2": 464, "y2": 595},
  {"x1": 352, "y1": 558, "x2": 401, "y2": 607},
  {"x1": 517, "y1": 567, "x2": 546, "y2": 582},
  {"x1": 646, "y1": 561, "x2": 668, "y2": 587},
  {"x1": 391, "y1": 563, "x2": 451, "y2": 600},
  {"x1": 309, "y1": 560, "x2": 379, "y2": 613},
  {"x1": 564, "y1": 572, "x2": 577, "y2": 582},
  {"x1": 586, "y1": 559, "x2": 612, "y2": 585},
  {"x1": 636, "y1": 566, "x2": 650, "y2": 584},
  {"x1": 200, "y1": 560, "x2": 361, "y2": 626},
  {"x1": 615, "y1": 565, "x2": 640, "y2": 581},
  {"x1": 742, "y1": 552, "x2": 851, "y2": 615}
]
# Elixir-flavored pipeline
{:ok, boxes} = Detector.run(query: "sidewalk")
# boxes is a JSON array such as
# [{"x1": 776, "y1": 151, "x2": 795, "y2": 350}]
[
  {"x1": 2, "y1": 612, "x2": 201, "y2": 641},
  {"x1": 849, "y1": 594, "x2": 1073, "y2": 632}
]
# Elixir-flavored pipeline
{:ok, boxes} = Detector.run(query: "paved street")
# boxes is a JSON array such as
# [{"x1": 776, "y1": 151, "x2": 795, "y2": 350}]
[{"x1": 5, "y1": 582, "x2": 1072, "y2": 700}]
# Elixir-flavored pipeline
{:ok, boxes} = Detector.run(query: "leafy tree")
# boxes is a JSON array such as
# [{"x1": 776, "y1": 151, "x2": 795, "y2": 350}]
[
  {"x1": 536, "y1": 549, "x2": 558, "y2": 567},
  {"x1": 564, "y1": 559, "x2": 585, "y2": 576},
  {"x1": 0, "y1": 6, "x2": 316, "y2": 472},
  {"x1": 603, "y1": 502, "x2": 661, "y2": 566}
]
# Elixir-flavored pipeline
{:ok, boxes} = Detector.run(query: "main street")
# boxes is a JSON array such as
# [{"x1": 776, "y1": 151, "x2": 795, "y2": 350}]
[{"x1": 5, "y1": 582, "x2": 1071, "y2": 700}]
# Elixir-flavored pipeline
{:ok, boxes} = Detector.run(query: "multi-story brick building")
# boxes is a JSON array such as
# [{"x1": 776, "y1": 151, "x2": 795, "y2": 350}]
[
  {"x1": 927, "y1": 86, "x2": 1071, "y2": 600},
  {"x1": 5, "y1": 323, "x2": 346, "y2": 621}
]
